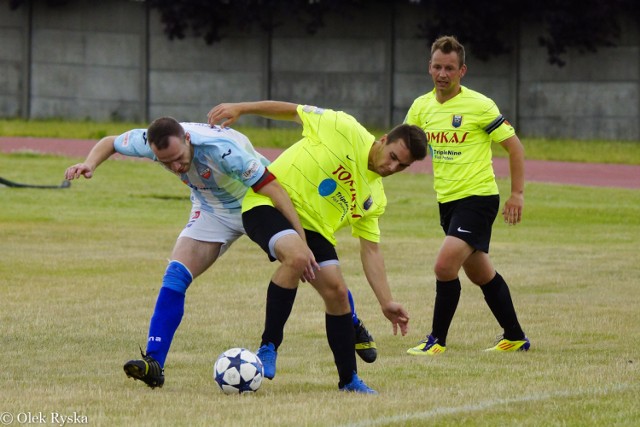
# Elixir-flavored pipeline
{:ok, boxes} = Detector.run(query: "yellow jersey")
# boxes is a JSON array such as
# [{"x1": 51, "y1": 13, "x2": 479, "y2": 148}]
[
  {"x1": 405, "y1": 86, "x2": 515, "y2": 203},
  {"x1": 242, "y1": 105, "x2": 387, "y2": 245}
]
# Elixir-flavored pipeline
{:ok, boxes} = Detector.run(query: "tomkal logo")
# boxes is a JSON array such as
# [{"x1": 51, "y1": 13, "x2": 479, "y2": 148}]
[
  {"x1": 332, "y1": 164, "x2": 363, "y2": 219},
  {"x1": 427, "y1": 131, "x2": 469, "y2": 144}
]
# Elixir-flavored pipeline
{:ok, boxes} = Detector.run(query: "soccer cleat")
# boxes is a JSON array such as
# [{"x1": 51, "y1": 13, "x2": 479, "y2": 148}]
[
  {"x1": 339, "y1": 372, "x2": 378, "y2": 394},
  {"x1": 123, "y1": 349, "x2": 165, "y2": 388},
  {"x1": 406, "y1": 334, "x2": 446, "y2": 356},
  {"x1": 256, "y1": 342, "x2": 277, "y2": 380},
  {"x1": 484, "y1": 336, "x2": 531, "y2": 352},
  {"x1": 354, "y1": 319, "x2": 377, "y2": 363}
]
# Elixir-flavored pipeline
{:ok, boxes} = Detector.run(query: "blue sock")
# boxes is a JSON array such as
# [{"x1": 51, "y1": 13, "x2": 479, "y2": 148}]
[
  {"x1": 146, "y1": 261, "x2": 193, "y2": 367},
  {"x1": 348, "y1": 289, "x2": 359, "y2": 326}
]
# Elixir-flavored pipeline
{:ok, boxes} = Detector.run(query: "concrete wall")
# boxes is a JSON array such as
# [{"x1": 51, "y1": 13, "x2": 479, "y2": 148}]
[
  {"x1": 0, "y1": 3, "x2": 27, "y2": 117},
  {"x1": 518, "y1": 18, "x2": 640, "y2": 141},
  {"x1": 1, "y1": 0, "x2": 638, "y2": 140},
  {"x1": 27, "y1": 1, "x2": 146, "y2": 121}
]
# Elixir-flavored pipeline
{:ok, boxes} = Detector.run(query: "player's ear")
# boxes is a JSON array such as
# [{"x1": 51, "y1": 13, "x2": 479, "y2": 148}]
[{"x1": 184, "y1": 132, "x2": 191, "y2": 145}]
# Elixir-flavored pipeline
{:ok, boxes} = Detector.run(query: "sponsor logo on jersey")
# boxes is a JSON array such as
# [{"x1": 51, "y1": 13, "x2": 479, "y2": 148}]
[
  {"x1": 318, "y1": 178, "x2": 337, "y2": 196},
  {"x1": 186, "y1": 210, "x2": 200, "y2": 228},
  {"x1": 427, "y1": 131, "x2": 469, "y2": 144},
  {"x1": 199, "y1": 168, "x2": 211, "y2": 179},
  {"x1": 432, "y1": 148, "x2": 462, "y2": 161},
  {"x1": 363, "y1": 195, "x2": 373, "y2": 210},
  {"x1": 331, "y1": 164, "x2": 363, "y2": 220},
  {"x1": 221, "y1": 149, "x2": 232, "y2": 159},
  {"x1": 302, "y1": 105, "x2": 325, "y2": 114},
  {"x1": 452, "y1": 115, "x2": 463, "y2": 128},
  {"x1": 242, "y1": 160, "x2": 261, "y2": 179}
]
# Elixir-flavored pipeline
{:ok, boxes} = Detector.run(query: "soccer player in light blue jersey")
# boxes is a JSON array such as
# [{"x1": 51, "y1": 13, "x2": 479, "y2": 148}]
[{"x1": 64, "y1": 116, "x2": 377, "y2": 388}]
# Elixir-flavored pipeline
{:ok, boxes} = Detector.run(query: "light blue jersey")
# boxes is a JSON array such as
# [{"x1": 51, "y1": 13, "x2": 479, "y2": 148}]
[{"x1": 113, "y1": 123, "x2": 270, "y2": 215}]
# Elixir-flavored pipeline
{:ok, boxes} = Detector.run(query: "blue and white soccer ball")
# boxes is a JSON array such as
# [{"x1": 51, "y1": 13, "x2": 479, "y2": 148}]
[{"x1": 213, "y1": 347, "x2": 264, "y2": 394}]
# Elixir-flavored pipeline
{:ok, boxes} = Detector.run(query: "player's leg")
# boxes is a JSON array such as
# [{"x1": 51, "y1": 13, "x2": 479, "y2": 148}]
[
  {"x1": 124, "y1": 209, "x2": 241, "y2": 388},
  {"x1": 408, "y1": 236, "x2": 471, "y2": 356},
  {"x1": 242, "y1": 205, "x2": 309, "y2": 379},
  {"x1": 409, "y1": 197, "x2": 478, "y2": 356},
  {"x1": 348, "y1": 290, "x2": 377, "y2": 363},
  {"x1": 259, "y1": 232, "x2": 308, "y2": 369},
  {"x1": 309, "y1": 264, "x2": 376, "y2": 394},
  {"x1": 144, "y1": 237, "x2": 222, "y2": 365},
  {"x1": 463, "y1": 252, "x2": 529, "y2": 351},
  {"x1": 301, "y1": 230, "x2": 376, "y2": 393},
  {"x1": 124, "y1": 237, "x2": 222, "y2": 388},
  {"x1": 432, "y1": 235, "x2": 475, "y2": 341}
]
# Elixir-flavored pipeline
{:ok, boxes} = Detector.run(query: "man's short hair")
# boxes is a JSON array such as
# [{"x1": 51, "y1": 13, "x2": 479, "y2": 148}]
[
  {"x1": 387, "y1": 124, "x2": 428, "y2": 161},
  {"x1": 431, "y1": 35, "x2": 465, "y2": 67},
  {"x1": 147, "y1": 116, "x2": 184, "y2": 150}
]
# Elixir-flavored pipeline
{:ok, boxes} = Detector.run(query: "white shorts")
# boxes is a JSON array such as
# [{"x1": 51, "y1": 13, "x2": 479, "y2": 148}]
[{"x1": 178, "y1": 208, "x2": 245, "y2": 257}]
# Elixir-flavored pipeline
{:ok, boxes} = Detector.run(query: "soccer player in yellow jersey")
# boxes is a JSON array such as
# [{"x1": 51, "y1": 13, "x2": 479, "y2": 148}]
[
  {"x1": 208, "y1": 101, "x2": 427, "y2": 393},
  {"x1": 404, "y1": 35, "x2": 530, "y2": 356}
]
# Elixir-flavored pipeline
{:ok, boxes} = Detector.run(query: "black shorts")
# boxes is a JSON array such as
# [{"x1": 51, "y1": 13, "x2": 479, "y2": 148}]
[
  {"x1": 438, "y1": 195, "x2": 499, "y2": 253},
  {"x1": 242, "y1": 205, "x2": 338, "y2": 264}
]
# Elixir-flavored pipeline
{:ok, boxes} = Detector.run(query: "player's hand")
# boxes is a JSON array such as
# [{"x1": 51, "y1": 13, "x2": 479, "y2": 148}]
[
  {"x1": 300, "y1": 247, "x2": 320, "y2": 283},
  {"x1": 207, "y1": 103, "x2": 242, "y2": 128},
  {"x1": 502, "y1": 193, "x2": 524, "y2": 225},
  {"x1": 65, "y1": 163, "x2": 93, "y2": 180},
  {"x1": 381, "y1": 301, "x2": 409, "y2": 336}
]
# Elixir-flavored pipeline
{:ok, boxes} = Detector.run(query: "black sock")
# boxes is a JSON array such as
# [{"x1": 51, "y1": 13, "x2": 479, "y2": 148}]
[
  {"x1": 261, "y1": 281, "x2": 297, "y2": 349},
  {"x1": 326, "y1": 313, "x2": 356, "y2": 387},
  {"x1": 481, "y1": 272, "x2": 525, "y2": 340},
  {"x1": 431, "y1": 278, "x2": 461, "y2": 346}
]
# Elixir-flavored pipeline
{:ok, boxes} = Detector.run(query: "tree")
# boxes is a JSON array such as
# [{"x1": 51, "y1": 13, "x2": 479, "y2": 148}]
[
  {"x1": 8, "y1": 0, "x2": 638, "y2": 66},
  {"x1": 145, "y1": 0, "x2": 362, "y2": 44},
  {"x1": 412, "y1": 0, "x2": 633, "y2": 66}
]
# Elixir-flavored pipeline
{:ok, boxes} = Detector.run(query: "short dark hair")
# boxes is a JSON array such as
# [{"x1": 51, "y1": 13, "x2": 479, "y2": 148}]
[
  {"x1": 431, "y1": 35, "x2": 465, "y2": 67},
  {"x1": 147, "y1": 116, "x2": 184, "y2": 150},
  {"x1": 386, "y1": 124, "x2": 427, "y2": 161}
]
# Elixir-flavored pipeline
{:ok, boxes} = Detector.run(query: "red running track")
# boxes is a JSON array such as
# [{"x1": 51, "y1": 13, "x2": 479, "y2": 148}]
[{"x1": 1, "y1": 136, "x2": 638, "y2": 189}]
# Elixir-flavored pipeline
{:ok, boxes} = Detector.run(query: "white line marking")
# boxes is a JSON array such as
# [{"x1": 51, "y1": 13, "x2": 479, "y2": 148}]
[{"x1": 340, "y1": 383, "x2": 637, "y2": 427}]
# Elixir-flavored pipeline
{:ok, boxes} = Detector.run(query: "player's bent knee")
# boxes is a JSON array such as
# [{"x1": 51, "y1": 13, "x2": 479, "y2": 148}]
[
  {"x1": 318, "y1": 282, "x2": 348, "y2": 303},
  {"x1": 281, "y1": 249, "x2": 311, "y2": 274},
  {"x1": 434, "y1": 265, "x2": 456, "y2": 281}
]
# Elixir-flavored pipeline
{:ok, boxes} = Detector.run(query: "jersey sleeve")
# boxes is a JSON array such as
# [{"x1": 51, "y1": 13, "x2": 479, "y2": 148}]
[
  {"x1": 297, "y1": 104, "x2": 372, "y2": 150},
  {"x1": 214, "y1": 139, "x2": 267, "y2": 188},
  {"x1": 297, "y1": 104, "x2": 330, "y2": 143},
  {"x1": 113, "y1": 129, "x2": 156, "y2": 159},
  {"x1": 478, "y1": 103, "x2": 516, "y2": 144},
  {"x1": 351, "y1": 216, "x2": 382, "y2": 243},
  {"x1": 403, "y1": 100, "x2": 421, "y2": 126},
  {"x1": 351, "y1": 192, "x2": 386, "y2": 243}
]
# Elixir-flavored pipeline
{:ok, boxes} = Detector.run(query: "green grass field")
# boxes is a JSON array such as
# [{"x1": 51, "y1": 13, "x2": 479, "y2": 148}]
[{"x1": 1, "y1": 151, "x2": 638, "y2": 426}]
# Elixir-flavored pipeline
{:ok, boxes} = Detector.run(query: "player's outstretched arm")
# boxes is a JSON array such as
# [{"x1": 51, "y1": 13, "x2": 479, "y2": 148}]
[
  {"x1": 359, "y1": 237, "x2": 409, "y2": 336},
  {"x1": 499, "y1": 134, "x2": 525, "y2": 225},
  {"x1": 207, "y1": 101, "x2": 302, "y2": 128},
  {"x1": 64, "y1": 136, "x2": 117, "y2": 180}
]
